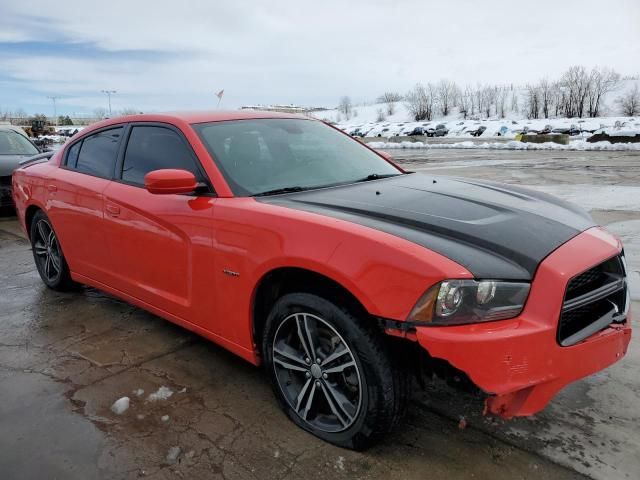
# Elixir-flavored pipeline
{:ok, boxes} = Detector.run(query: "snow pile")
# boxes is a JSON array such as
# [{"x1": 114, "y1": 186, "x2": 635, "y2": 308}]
[
  {"x1": 161, "y1": 415, "x2": 170, "y2": 422},
  {"x1": 368, "y1": 140, "x2": 640, "y2": 151},
  {"x1": 132, "y1": 388, "x2": 144, "y2": 397},
  {"x1": 147, "y1": 386, "x2": 174, "y2": 402},
  {"x1": 111, "y1": 396, "x2": 130, "y2": 415},
  {"x1": 165, "y1": 446, "x2": 181, "y2": 465}
]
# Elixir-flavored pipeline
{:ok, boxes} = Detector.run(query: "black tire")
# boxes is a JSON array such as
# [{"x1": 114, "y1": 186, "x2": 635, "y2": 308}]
[
  {"x1": 262, "y1": 292, "x2": 407, "y2": 450},
  {"x1": 29, "y1": 210, "x2": 75, "y2": 291}
]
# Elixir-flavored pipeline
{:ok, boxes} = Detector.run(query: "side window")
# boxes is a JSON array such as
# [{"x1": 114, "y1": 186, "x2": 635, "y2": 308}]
[
  {"x1": 122, "y1": 126, "x2": 201, "y2": 185},
  {"x1": 75, "y1": 127, "x2": 123, "y2": 178},
  {"x1": 65, "y1": 140, "x2": 82, "y2": 168}
]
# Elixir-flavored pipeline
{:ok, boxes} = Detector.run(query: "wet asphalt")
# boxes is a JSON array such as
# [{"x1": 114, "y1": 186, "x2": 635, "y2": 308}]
[{"x1": 1, "y1": 148, "x2": 638, "y2": 479}]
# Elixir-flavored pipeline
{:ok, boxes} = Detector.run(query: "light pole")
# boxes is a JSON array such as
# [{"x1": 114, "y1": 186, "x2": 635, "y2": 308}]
[
  {"x1": 47, "y1": 96, "x2": 60, "y2": 126},
  {"x1": 101, "y1": 90, "x2": 117, "y2": 116}
]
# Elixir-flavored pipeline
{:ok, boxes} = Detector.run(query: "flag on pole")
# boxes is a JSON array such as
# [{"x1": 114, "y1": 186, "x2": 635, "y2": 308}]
[{"x1": 216, "y1": 89, "x2": 224, "y2": 100}]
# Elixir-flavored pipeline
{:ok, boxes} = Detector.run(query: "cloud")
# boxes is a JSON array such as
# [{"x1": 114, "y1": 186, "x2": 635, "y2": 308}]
[{"x1": 0, "y1": 0, "x2": 638, "y2": 114}]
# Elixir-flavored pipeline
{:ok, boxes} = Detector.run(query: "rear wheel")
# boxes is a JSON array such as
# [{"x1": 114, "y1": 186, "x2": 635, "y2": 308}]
[
  {"x1": 30, "y1": 210, "x2": 75, "y2": 290},
  {"x1": 263, "y1": 292, "x2": 406, "y2": 450}
]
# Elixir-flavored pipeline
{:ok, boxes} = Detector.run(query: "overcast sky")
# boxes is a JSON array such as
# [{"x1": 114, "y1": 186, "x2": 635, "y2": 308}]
[{"x1": 1, "y1": 0, "x2": 639, "y2": 115}]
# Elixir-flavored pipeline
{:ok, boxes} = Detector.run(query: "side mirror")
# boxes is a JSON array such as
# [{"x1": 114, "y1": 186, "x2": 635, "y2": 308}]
[{"x1": 144, "y1": 169, "x2": 197, "y2": 195}]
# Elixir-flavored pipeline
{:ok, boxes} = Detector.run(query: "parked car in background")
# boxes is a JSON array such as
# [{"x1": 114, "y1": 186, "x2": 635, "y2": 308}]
[
  {"x1": 468, "y1": 125, "x2": 487, "y2": 137},
  {"x1": 425, "y1": 124, "x2": 448, "y2": 137},
  {"x1": 431, "y1": 124, "x2": 449, "y2": 137},
  {"x1": 552, "y1": 124, "x2": 581, "y2": 136},
  {"x1": 12, "y1": 111, "x2": 631, "y2": 449},
  {"x1": 0, "y1": 126, "x2": 40, "y2": 213},
  {"x1": 407, "y1": 126, "x2": 424, "y2": 136}
]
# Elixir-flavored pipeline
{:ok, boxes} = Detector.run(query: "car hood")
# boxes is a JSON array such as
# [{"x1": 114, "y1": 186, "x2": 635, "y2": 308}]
[
  {"x1": 259, "y1": 173, "x2": 595, "y2": 280},
  {"x1": 0, "y1": 155, "x2": 29, "y2": 177}
]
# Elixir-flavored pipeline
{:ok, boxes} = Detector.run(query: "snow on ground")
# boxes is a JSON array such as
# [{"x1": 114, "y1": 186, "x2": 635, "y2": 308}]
[
  {"x1": 111, "y1": 396, "x2": 130, "y2": 415},
  {"x1": 165, "y1": 446, "x2": 181, "y2": 465},
  {"x1": 522, "y1": 185, "x2": 640, "y2": 212},
  {"x1": 147, "y1": 386, "x2": 173, "y2": 402},
  {"x1": 369, "y1": 140, "x2": 640, "y2": 151},
  {"x1": 522, "y1": 184, "x2": 640, "y2": 300}
]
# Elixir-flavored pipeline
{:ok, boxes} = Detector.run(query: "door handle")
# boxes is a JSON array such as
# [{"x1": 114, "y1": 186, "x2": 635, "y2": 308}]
[
  {"x1": 105, "y1": 204, "x2": 120, "y2": 216},
  {"x1": 47, "y1": 184, "x2": 57, "y2": 192}
]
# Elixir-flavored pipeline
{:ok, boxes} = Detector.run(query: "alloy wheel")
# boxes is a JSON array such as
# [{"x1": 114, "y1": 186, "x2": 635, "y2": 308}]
[
  {"x1": 33, "y1": 219, "x2": 62, "y2": 282},
  {"x1": 272, "y1": 312, "x2": 362, "y2": 433}
]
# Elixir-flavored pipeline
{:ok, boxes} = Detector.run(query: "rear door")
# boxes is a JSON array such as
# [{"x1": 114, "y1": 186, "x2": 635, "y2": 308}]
[
  {"x1": 102, "y1": 123, "x2": 217, "y2": 326},
  {"x1": 49, "y1": 126, "x2": 123, "y2": 281}
]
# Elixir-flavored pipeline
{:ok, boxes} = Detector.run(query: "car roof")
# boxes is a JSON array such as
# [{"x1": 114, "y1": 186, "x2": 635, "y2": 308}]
[
  {"x1": 88, "y1": 110, "x2": 314, "y2": 131},
  {"x1": 0, "y1": 125, "x2": 30, "y2": 138}
]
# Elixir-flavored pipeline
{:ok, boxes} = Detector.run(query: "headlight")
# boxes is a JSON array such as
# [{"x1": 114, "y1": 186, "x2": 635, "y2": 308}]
[{"x1": 407, "y1": 280, "x2": 530, "y2": 325}]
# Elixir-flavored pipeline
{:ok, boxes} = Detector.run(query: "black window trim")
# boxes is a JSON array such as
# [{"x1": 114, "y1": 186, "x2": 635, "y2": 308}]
[
  {"x1": 114, "y1": 121, "x2": 215, "y2": 196},
  {"x1": 61, "y1": 124, "x2": 127, "y2": 180}
]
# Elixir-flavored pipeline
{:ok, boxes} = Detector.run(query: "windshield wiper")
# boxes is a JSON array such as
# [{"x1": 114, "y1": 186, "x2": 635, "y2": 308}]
[
  {"x1": 355, "y1": 173, "x2": 402, "y2": 182},
  {"x1": 252, "y1": 186, "x2": 307, "y2": 197}
]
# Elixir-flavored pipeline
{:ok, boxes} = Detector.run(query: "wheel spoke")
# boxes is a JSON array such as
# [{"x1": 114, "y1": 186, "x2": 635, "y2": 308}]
[
  {"x1": 302, "y1": 381, "x2": 317, "y2": 420},
  {"x1": 274, "y1": 344, "x2": 308, "y2": 368},
  {"x1": 322, "y1": 359, "x2": 356, "y2": 374},
  {"x1": 50, "y1": 252, "x2": 61, "y2": 272},
  {"x1": 37, "y1": 221, "x2": 48, "y2": 244},
  {"x1": 34, "y1": 241, "x2": 47, "y2": 256},
  {"x1": 44, "y1": 254, "x2": 51, "y2": 278},
  {"x1": 295, "y1": 377, "x2": 313, "y2": 412},
  {"x1": 321, "y1": 344, "x2": 349, "y2": 366},
  {"x1": 320, "y1": 381, "x2": 355, "y2": 427},
  {"x1": 295, "y1": 315, "x2": 314, "y2": 361},
  {"x1": 47, "y1": 230, "x2": 56, "y2": 247},
  {"x1": 273, "y1": 357, "x2": 308, "y2": 373},
  {"x1": 302, "y1": 315, "x2": 318, "y2": 360}
]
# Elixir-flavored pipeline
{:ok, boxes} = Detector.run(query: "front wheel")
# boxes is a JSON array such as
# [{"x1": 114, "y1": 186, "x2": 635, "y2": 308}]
[{"x1": 263, "y1": 293, "x2": 406, "y2": 450}]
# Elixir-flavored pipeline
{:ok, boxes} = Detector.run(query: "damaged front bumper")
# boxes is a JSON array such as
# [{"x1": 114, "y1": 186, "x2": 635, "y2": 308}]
[{"x1": 414, "y1": 227, "x2": 632, "y2": 418}]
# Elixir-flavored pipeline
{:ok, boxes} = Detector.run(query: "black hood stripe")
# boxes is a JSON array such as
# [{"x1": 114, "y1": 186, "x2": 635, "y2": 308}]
[{"x1": 258, "y1": 173, "x2": 595, "y2": 281}]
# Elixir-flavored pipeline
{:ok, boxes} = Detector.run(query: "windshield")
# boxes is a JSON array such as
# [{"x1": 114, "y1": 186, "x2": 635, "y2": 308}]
[
  {"x1": 0, "y1": 130, "x2": 39, "y2": 155},
  {"x1": 193, "y1": 119, "x2": 401, "y2": 196}
]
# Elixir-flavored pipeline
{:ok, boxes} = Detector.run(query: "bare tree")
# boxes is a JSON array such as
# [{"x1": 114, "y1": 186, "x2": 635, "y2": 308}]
[
  {"x1": 377, "y1": 92, "x2": 402, "y2": 116},
  {"x1": 119, "y1": 108, "x2": 140, "y2": 115},
  {"x1": 338, "y1": 96, "x2": 352, "y2": 119},
  {"x1": 616, "y1": 84, "x2": 640, "y2": 116},
  {"x1": 405, "y1": 83, "x2": 435, "y2": 121},
  {"x1": 524, "y1": 84, "x2": 540, "y2": 119},
  {"x1": 587, "y1": 67, "x2": 621, "y2": 117},
  {"x1": 560, "y1": 66, "x2": 590, "y2": 117},
  {"x1": 376, "y1": 108, "x2": 386, "y2": 122},
  {"x1": 93, "y1": 107, "x2": 107, "y2": 120},
  {"x1": 510, "y1": 91, "x2": 519, "y2": 115},
  {"x1": 436, "y1": 79, "x2": 457, "y2": 117},
  {"x1": 538, "y1": 79, "x2": 553, "y2": 118},
  {"x1": 495, "y1": 86, "x2": 508, "y2": 118},
  {"x1": 458, "y1": 87, "x2": 471, "y2": 119}
]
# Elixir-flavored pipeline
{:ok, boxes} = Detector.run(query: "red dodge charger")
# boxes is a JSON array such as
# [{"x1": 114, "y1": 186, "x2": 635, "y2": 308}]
[{"x1": 12, "y1": 111, "x2": 631, "y2": 449}]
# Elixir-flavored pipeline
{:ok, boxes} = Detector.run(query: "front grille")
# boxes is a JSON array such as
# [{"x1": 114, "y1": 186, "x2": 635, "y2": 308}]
[{"x1": 558, "y1": 254, "x2": 628, "y2": 346}]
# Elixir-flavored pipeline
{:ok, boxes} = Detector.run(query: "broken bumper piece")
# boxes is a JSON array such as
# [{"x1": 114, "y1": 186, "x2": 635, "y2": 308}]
[{"x1": 414, "y1": 227, "x2": 632, "y2": 418}]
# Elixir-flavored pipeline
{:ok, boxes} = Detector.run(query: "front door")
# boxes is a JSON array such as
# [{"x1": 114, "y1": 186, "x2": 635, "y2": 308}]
[{"x1": 102, "y1": 124, "x2": 217, "y2": 327}]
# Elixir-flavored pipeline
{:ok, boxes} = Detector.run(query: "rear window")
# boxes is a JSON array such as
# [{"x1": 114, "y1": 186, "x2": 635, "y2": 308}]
[
  {"x1": 66, "y1": 141, "x2": 82, "y2": 168},
  {"x1": 75, "y1": 127, "x2": 123, "y2": 178}
]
